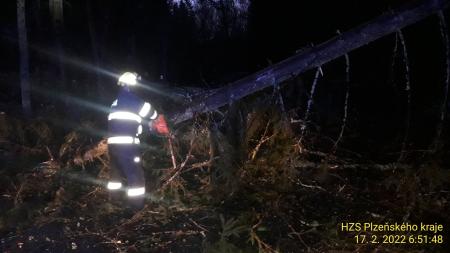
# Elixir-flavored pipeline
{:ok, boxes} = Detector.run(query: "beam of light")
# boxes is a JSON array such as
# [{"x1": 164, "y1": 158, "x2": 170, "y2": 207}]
[
  {"x1": 136, "y1": 81, "x2": 210, "y2": 105},
  {"x1": 31, "y1": 85, "x2": 112, "y2": 115},
  {"x1": 48, "y1": 115, "x2": 162, "y2": 150},
  {"x1": 63, "y1": 171, "x2": 107, "y2": 187},
  {"x1": 48, "y1": 117, "x2": 110, "y2": 138},
  {"x1": 2, "y1": 34, "x2": 179, "y2": 100},
  {"x1": 135, "y1": 81, "x2": 176, "y2": 99},
  {"x1": 2, "y1": 34, "x2": 119, "y2": 80},
  {"x1": 51, "y1": 54, "x2": 120, "y2": 81}
]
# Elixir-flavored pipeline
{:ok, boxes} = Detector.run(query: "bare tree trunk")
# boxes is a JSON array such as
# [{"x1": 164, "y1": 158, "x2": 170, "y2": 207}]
[
  {"x1": 170, "y1": 0, "x2": 450, "y2": 124},
  {"x1": 49, "y1": 0, "x2": 63, "y2": 27},
  {"x1": 49, "y1": 0, "x2": 67, "y2": 111},
  {"x1": 17, "y1": 0, "x2": 32, "y2": 118},
  {"x1": 86, "y1": 0, "x2": 101, "y2": 97},
  {"x1": 31, "y1": 0, "x2": 44, "y2": 106}
]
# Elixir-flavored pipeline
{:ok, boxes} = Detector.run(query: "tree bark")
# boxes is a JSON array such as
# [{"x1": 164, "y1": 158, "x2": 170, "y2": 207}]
[
  {"x1": 49, "y1": 0, "x2": 67, "y2": 112},
  {"x1": 169, "y1": 0, "x2": 450, "y2": 124},
  {"x1": 17, "y1": 0, "x2": 32, "y2": 118},
  {"x1": 86, "y1": 0, "x2": 101, "y2": 97}
]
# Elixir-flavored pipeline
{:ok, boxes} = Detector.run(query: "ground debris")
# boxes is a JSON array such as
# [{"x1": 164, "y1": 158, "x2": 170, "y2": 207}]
[{"x1": 1, "y1": 110, "x2": 449, "y2": 253}]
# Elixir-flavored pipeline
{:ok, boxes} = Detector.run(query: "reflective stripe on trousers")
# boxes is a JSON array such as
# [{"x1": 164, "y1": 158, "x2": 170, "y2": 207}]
[
  {"x1": 108, "y1": 143, "x2": 145, "y2": 201},
  {"x1": 127, "y1": 187, "x2": 146, "y2": 197},
  {"x1": 107, "y1": 181, "x2": 122, "y2": 190}
]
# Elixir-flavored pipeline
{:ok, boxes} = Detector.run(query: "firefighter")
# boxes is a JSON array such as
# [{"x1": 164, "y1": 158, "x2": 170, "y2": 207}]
[{"x1": 107, "y1": 72, "x2": 169, "y2": 210}]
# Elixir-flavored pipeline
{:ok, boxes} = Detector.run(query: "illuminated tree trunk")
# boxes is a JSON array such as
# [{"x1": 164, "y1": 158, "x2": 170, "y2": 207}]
[
  {"x1": 170, "y1": 0, "x2": 450, "y2": 124},
  {"x1": 17, "y1": 0, "x2": 31, "y2": 117}
]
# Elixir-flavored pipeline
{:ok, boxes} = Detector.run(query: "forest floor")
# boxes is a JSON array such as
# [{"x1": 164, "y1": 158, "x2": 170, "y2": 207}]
[{"x1": 0, "y1": 109, "x2": 449, "y2": 253}]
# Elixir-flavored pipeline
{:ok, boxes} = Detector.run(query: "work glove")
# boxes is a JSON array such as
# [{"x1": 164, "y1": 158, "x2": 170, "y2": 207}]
[{"x1": 150, "y1": 114, "x2": 170, "y2": 136}]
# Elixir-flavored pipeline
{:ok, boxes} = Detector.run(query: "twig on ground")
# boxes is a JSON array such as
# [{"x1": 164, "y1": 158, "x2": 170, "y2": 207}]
[
  {"x1": 250, "y1": 218, "x2": 279, "y2": 253},
  {"x1": 297, "y1": 179, "x2": 326, "y2": 191},
  {"x1": 299, "y1": 66, "x2": 323, "y2": 145},
  {"x1": 333, "y1": 49, "x2": 351, "y2": 153},
  {"x1": 183, "y1": 157, "x2": 219, "y2": 174},
  {"x1": 14, "y1": 178, "x2": 27, "y2": 206},
  {"x1": 250, "y1": 121, "x2": 274, "y2": 161},
  {"x1": 83, "y1": 228, "x2": 125, "y2": 253},
  {"x1": 397, "y1": 30, "x2": 411, "y2": 162},
  {"x1": 188, "y1": 217, "x2": 209, "y2": 232},
  {"x1": 160, "y1": 129, "x2": 197, "y2": 190},
  {"x1": 431, "y1": 11, "x2": 449, "y2": 151},
  {"x1": 167, "y1": 135, "x2": 177, "y2": 170},
  {"x1": 45, "y1": 146, "x2": 55, "y2": 161},
  {"x1": 287, "y1": 223, "x2": 310, "y2": 251}
]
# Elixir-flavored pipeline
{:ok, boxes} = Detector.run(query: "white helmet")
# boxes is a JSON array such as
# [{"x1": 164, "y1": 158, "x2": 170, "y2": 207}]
[{"x1": 118, "y1": 72, "x2": 140, "y2": 86}]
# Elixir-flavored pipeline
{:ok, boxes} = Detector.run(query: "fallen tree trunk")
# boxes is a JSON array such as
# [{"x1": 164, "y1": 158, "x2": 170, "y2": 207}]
[{"x1": 170, "y1": 0, "x2": 449, "y2": 124}]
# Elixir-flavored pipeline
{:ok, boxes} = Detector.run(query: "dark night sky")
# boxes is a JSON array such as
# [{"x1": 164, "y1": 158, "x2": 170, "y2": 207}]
[{"x1": 1, "y1": 0, "x2": 449, "y2": 157}]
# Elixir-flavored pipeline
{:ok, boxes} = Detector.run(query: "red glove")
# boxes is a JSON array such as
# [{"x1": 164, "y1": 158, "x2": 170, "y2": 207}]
[{"x1": 152, "y1": 114, "x2": 169, "y2": 136}]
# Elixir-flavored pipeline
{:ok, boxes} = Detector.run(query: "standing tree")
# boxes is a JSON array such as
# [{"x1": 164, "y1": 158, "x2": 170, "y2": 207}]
[
  {"x1": 167, "y1": 0, "x2": 249, "y2": 39},
  {"x1": 17, "y1": 0, "x2": 31, "y2": 117},
  {"x1": 86, "y1": 0, "x2": 101, "y2": 97},
  {"x1": 49, "y1": 0, "x2": 66, "y2": 109}
]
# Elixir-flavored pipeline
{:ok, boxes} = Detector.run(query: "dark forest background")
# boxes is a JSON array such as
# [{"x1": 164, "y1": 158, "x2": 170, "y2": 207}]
[
  {"x1": 1, "y1": 0, "x2": 449, "y2": 159},
  {"x1": 1, "y1": 1, "x2": 450, "y2": 252}
]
